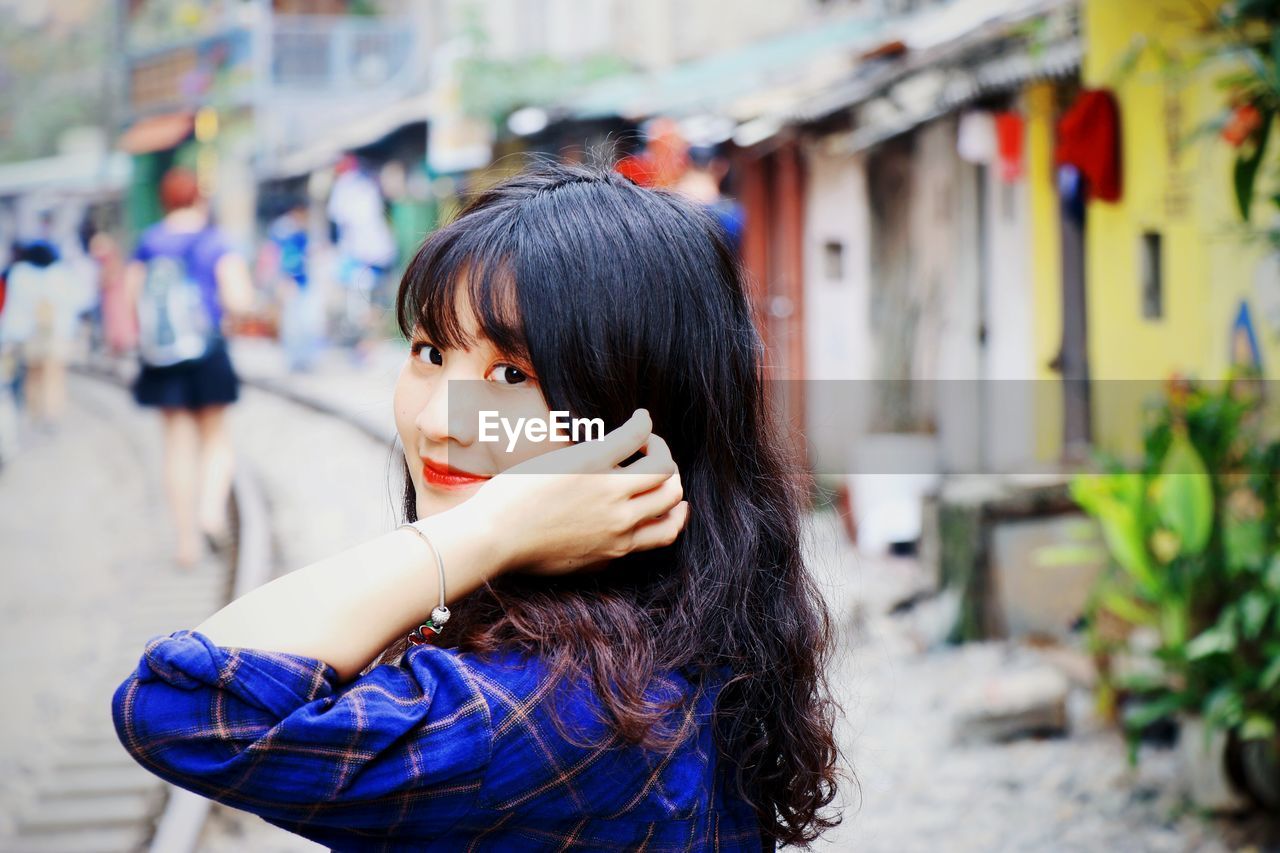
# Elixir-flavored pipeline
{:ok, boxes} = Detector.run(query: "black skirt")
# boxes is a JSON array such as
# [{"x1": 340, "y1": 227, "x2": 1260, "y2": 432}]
[{"x1": 132, "y1": 339, "x2": 240, "y2": 410}]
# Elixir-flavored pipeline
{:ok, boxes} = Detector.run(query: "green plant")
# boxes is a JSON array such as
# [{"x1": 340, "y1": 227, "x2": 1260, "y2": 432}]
[
  {"x1": 1071, "y1": 374, "x2": 1280, "y2": 761},
  {"x1": 1206, "y1": 1, "x2": 1280, "y2": 225},
  {"x1": 1115, "y1": 2, "x2": 1280, "y2": 245}
]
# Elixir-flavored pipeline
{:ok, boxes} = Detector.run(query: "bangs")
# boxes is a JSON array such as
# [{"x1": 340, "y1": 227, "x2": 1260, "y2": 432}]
[{"x1": 396, "y1": 213, "x2": 530, "y2": 364}]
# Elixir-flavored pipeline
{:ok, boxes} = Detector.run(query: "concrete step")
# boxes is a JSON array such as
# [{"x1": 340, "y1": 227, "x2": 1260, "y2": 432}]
[
  {"x1": 2, "y1": 823, "x2": 151, "y2": 853},
  {"x1": 36, "y1": 765, "x2": 158, "y2": 798},
  {"x1": 17, "y1": 791, "x2": 162, "y2": 835},
  {"x1": 51, "y1": 743, "x2": 137, "y2": 773}
]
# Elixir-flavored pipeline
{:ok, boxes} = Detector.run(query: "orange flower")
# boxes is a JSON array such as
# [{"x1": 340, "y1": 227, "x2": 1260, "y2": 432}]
[{"x1": 1222, "y1": 103, "x2": 1263, "y2": 147}]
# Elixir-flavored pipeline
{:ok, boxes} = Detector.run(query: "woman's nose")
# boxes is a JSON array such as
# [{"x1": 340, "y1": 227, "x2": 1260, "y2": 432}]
[{"x1": 415, "y1": 377, "x2": 479, "y2": 447}]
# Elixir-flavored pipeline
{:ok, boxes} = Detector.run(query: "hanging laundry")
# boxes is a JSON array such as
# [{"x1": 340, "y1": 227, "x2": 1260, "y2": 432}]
[
  {"x1": 1057, "y1": 164, "x2": 1086, "y2": 225},
  {"x1": 957, "y1": 111, "x2": 997, "y2": 164},
  {"x1": 994, "y1": 111, "x2": 1025, "y2": 183},
  {"x1": 1056, "y1": 89, "x2": 1123, "y2": 202}
]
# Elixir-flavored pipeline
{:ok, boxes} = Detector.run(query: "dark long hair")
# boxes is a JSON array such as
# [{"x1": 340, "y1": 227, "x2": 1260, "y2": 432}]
[{"x1": 386, "y1": 161, "x2": 842, "y2": 847}]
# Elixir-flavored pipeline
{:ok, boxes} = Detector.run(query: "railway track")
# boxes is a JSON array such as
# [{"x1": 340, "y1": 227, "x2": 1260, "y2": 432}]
[{"x1": 0, "y1": 358, "x2": 392, "y2": 853}]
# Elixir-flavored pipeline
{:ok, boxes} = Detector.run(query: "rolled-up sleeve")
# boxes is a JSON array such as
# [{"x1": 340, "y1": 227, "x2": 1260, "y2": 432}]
[{"x1": 110, "y1": 630, "x2": 492, "y2": 840}]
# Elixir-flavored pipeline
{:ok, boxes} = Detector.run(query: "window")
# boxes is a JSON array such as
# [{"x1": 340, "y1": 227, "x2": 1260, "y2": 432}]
[
  {"x1": 1141, "y1": 231, "x2": 1163, "y2": 320},
  {"x1": 823, "y1": 240, "x2": 845, "y2": 281}
]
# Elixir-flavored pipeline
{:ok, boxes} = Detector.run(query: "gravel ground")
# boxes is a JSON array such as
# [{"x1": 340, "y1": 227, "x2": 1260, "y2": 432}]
[{"x1": 802, "y1": 512, "x2": 1280, "y2": 853}]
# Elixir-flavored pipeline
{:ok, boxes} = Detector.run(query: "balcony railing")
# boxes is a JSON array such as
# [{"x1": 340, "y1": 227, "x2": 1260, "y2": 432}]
[{"x1": 270, "y1": 14, "x2": 422, "y2": 94}]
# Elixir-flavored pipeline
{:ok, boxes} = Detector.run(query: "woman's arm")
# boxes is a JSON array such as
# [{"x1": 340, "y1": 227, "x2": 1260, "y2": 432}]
[
  {"x1": 194, "y1": 504, "x2": 507, "y2": 682},
  {"x1": 213, "y1": 252, "x2": 255, "y2": 318},
  {"x1": 115, "y1": 411, "x2": 685, "y2": 835},
  {"x1": 194, "y1": 409, "x2": 687, "y2": 683},
  {"x1": 123, "y1": 260, "x2": 145, "y2": 309},
  {"x1": 113, "y1": 630, "x2": 494, "y2": 842}
]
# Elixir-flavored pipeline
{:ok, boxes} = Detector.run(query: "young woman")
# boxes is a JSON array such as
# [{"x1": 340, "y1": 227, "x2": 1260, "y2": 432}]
[
  {"x1": 125, "y1": 168, "x2": 254, "y2": 567},
  {"x1": 112, "y1": 163, "x2": 842, "y2": 851}
]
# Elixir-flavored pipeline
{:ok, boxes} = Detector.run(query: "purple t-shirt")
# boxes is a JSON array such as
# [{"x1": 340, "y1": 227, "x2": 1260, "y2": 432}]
[{"x1": 134, "y1": 223, "x2": 231, "y2": 329}]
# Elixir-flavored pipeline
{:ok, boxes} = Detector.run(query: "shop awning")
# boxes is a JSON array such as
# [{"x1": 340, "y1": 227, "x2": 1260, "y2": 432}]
[
  {"x1": 0, "y1": 151, "x2": 132, "y2": 197},
  {"x1": 117, "y1": 112, "x2": 194, "y2": 155}
]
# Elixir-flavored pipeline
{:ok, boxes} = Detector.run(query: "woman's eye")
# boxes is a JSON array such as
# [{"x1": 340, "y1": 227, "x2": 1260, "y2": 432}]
[
  {"x1": 412, "y1": 342, "x2": 443, "y2": 366},
  {"x1": 487, "y1": 364, "x2": 529, "y2": 386}
]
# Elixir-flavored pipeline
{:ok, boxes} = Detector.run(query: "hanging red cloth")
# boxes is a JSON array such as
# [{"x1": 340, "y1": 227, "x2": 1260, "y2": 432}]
[
  {"x1": 994, "y1": 111, "x2": 1025, "y2": 183},
  {"x1": 1055, "y1": 89, "x2": 1123, "y2": 203}
]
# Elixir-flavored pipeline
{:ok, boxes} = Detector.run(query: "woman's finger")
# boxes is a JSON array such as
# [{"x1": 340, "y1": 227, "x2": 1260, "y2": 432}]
[
  {"x1": 629, "y1": 500, "x2": 690, "y2": 551},
  {"x1": 582, "y1": 408, "x2": 652, "y2": 468},
  {"x1": 639, "y1": 432, "x2": 673, "y2": 465},
  {"x1": 630, "y1": 471, "x2": 683, "y2": 522},
  {"x1": 617, "y1": 439, "x2": 677, "y2": 493}
]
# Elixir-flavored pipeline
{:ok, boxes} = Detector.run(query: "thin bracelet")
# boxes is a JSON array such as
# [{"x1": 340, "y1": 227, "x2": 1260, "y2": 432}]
[{"x1": 398, "y1": 521, "x2": 451, "y2": 645}]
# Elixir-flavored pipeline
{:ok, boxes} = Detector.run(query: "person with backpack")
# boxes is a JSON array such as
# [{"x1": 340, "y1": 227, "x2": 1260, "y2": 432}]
[
  {"x1": 126, "y1": 167, "x2": 254, "y2": 569},
  {"x1": 0, "y1": 236, "x2": 80, "y2": 434}
]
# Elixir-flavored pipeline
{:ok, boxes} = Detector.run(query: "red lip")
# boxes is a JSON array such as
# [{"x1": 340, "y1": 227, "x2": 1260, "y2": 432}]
[{"x1": 421, "y1": 458, "x2": 489, "y2": 489}]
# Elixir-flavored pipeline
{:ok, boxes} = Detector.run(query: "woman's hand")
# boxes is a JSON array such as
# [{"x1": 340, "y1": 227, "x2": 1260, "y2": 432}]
[{"x1": 464, "y1": 408, "x2": 689, "y2": 577}]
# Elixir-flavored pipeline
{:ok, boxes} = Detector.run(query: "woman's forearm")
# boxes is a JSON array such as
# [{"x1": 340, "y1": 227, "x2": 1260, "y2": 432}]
[{"x1": 194, "y1": 506, "x2": 507, "y2": 682}]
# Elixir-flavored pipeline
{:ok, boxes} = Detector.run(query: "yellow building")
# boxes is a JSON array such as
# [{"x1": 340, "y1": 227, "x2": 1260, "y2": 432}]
[{"x1": 1029, "y1": 0, "x2": 1280, "y2": 458}]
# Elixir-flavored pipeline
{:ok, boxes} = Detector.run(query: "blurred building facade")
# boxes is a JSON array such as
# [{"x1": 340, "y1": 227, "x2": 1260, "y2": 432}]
[
  {"x1": 1080, "y1": 0, "x2": 1280, "y2": 448},
  {"x1": 3, "y1": 0, "x2": 1276, "y2": 475}
]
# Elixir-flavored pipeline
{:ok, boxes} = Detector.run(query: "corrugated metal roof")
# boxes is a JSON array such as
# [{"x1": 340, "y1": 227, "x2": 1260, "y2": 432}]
[
  {"x1": 557, "y1": 0, "x2": 1079, "y2": 150},
  {"x1": 562, "y1": 15, "x2": 881, "y2": 121},
  {"x1": 834, "y1": 36, "x2": 1081, "y2": 154}
]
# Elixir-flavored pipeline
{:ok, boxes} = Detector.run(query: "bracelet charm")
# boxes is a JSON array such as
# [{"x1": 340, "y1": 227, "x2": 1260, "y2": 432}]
[
  {"x1": 398, "y1": 522, "x2": 449, "y2": 644},
  {"x1": 406, "y1": 605, "x2": 451, "y2": 646}
]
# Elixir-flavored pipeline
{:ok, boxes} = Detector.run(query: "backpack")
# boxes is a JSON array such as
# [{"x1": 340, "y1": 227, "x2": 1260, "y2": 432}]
[{"x1": 137, "y1": 231, "x2": 218, "y2": 367}]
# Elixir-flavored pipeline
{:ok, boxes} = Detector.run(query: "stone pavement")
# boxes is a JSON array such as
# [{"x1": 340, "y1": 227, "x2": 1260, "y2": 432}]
[{"x1": 0, "y1": 375, "x2": 231, "y2": 853}]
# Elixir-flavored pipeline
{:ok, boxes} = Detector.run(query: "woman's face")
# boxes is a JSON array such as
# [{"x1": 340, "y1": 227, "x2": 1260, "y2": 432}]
[{"x1": 394, "y1": 288, "x2": 556, "y2": 520}]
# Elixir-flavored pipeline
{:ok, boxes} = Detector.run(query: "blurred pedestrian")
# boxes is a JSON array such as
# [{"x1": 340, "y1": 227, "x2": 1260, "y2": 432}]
[
  {"x1": 676, "y1": 145, "x2": 745, "y2": 256},
  {"x1": 126, "y1": 167, "x2": 254, "y2": 568},
  {"x1": 90, "y1": 230, "x2": 136, "y2": 358},
  {"x1": 0, "y1": 237, "x2": 79, "y2": 432},
  {"x1": 0, "y1": 243, "x2": 21, "y2": 466},
  {"x1": 327, "y1": 153, "x2": 396, "y2": 362},
  {"x1": 269, "y1": 200, "x2": 323, "y2": 372}
]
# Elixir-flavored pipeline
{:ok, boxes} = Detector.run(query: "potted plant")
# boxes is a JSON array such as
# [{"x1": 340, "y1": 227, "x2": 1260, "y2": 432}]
[{"x1": 1071, "y1": 375, "x2": 1280, "y2": 811}]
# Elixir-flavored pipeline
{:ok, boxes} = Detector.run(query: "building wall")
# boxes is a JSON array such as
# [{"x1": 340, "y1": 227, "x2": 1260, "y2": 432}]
[
  {"x1": 802, "y1": 145, "x2": 873, "y2": 383},
  {"x1": 980, "y1": 118, "x2": 1039, "y2": 473},
  {"x1": 801, "y1": 145, "x2": 874, "y2": 474},
  {"x1": 802, "y1": 109, "x2": 1044, "y2": 474},
  {"x1": 1025, "y1": 81, "x2": 1066, "y2": 461},
  {"x1": 1083, "y1": 0, "x2": 1280, "y2": 449}
]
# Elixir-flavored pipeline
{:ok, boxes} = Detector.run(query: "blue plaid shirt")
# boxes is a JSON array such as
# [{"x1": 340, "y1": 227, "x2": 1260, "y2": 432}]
[{"x1": 111, "y1": 631, "x2": 768, "y2": 852}]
